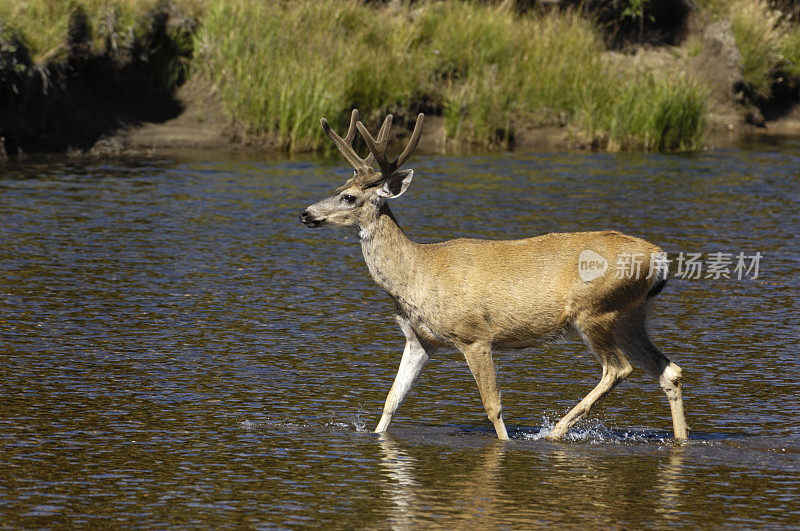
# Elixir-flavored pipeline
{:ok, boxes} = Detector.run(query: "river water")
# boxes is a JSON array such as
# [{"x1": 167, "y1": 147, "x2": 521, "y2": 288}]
[{"x1": 1, "y1": 144, "x2": 799, "y2": 527}]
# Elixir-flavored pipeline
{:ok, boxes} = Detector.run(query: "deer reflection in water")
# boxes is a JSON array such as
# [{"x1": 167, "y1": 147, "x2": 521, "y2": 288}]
[{"x1": 376, "y1": 434, "x2": 688, "y2": 526}]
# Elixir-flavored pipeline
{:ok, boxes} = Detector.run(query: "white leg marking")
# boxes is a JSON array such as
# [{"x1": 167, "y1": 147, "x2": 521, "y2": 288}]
[{"x1": 375, "y1": 318, "x2": 434, "y2": 433}]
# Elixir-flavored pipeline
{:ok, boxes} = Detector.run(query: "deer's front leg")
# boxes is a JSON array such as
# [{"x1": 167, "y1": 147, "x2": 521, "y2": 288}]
[{"x1": 375, "y1": 317, "x2": 434, "y2": 433}]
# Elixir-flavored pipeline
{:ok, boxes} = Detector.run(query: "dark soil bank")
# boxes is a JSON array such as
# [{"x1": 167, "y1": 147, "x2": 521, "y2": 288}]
[{"x1": 0, "y1": 3, "x2": 194, "y2": 158}]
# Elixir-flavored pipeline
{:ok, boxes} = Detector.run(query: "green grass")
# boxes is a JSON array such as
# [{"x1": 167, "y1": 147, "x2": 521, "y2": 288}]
[
  {"x1": 0, "y1": 0, "x2": 710, "y2": 152},
  {"x1": 434, "y1": 5, "x2": 608, "y2": 145},
  {"x1": 729, "y1": 0, "x2": 788, "y2": 100},
  {"x1": 584, "y1": 73, "x2": 707, "y2": 151},
  {"x1": 779, "y1": 20, "x2": 800, "y2": 82},
  {"x1": 195, "y1": 0, "x2": 425, "y2": 151},
  {"x1": 197, "y1": 0, "x2": 706, "y2": 152},
  {"x1": 0, "y1": 0, "x2": 204, "y2": 62},
  {"x1": 695, "y1": 0, "x2": 800, "y2": 100}
]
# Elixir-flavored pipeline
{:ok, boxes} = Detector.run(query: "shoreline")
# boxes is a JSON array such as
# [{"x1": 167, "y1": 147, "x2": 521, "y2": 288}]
[
  {"x1": 2, "y1": 0, "x2": 800, "y2": 160},
  {"x1": 7, "y1": 74, "x2": 800, "y2": 163},
  {"x1": 98, "y1": 77, "x2": 800, "y2": 159}
]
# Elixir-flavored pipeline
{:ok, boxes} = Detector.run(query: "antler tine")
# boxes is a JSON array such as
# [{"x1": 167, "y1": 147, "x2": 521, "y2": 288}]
[
  {"x1": 343, "y1": 108, "x2": 359, "y2": 144},
  {"x1": 344, "y1": 109, "x2": 379, "y2": 167},
  {"x1": 357, "y1": 113, "x2": 424, "y2": 180},
  {"x1": 377, "y1": 113, "x2": 393, "y2": 144},
  {"x1": 357, "y1": 115, "x2": 394, "y2": 178},
  {"x1": 320, "y1": 109, "x2": 373, "y2": 172},
  {"x1": 394, "y1": 113, "x2": 424, "y2": 170},
  {"x1": 359, "y1": 111, "x2": 389, "y2": 168}
]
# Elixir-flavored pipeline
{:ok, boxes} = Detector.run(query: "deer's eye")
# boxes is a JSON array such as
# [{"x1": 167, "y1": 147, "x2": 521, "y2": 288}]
[{"x1": 341, "y1": 194, "x2": 357, "y2": 204}]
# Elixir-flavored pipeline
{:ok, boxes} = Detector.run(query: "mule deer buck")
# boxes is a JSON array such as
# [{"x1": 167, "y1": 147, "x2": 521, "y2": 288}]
[{"x1": 299, "y1": 110, "x2": 688, "y2": 440}]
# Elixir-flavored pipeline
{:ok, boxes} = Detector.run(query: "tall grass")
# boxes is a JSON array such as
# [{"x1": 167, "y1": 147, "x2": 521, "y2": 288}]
[
  {"x1": 729, "y1": 0, "x2": 790, "y2": 99},
  {"x1": 781, "y1": 24, "x2": 800, "y2": 80},
  {"x1": 696, "y1": 0, "x2": 800, "y2": 100},
  {"x1": 428, "y1": 4, "x2": 705, "y2": 150},
  {"x1": 197, "y1": 0, "x2": 706, "y2": 152},
  {"x1": 584, "y1": 73, "x2": 707, "y2": 151},
  {"x1": 0, "y1": 1, "x2": 199, "y2": 60},
  {"x1": 430, "y1": 5, "x2": 608, "y2": 145},
  {"x1": 0, "y1": 0, "x2": 709, "y2": 151},
  {"x1": 196, "y1": 0, "x2": 424, "y2": 150},
  {"x1": 0, "y1": 0, "x2": 205, "y2": 62},
  {"x1": 1, "y1": 1, "x2": 140, "y2": 58}
]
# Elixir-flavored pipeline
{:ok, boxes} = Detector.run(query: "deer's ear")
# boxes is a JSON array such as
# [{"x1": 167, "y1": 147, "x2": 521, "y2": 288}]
[{"x1": 377, "y1": 169, "x2": 413, "y2": 199}]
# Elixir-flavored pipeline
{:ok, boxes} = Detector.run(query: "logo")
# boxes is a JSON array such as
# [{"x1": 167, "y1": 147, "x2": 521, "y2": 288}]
[{"x1": 578, "y1": 250, "x2": 608, "y2": 282}]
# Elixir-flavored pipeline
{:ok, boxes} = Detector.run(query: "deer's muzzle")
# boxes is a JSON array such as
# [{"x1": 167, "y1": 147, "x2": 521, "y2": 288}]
[{"x1": 299, "y1": 210, "x2": 324, "y2": 228}]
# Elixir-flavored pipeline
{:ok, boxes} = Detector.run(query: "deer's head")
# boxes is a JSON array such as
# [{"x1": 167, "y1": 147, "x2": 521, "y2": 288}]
[{"x1": 299, "y1": 109, "x2": 423, "y2": 229}]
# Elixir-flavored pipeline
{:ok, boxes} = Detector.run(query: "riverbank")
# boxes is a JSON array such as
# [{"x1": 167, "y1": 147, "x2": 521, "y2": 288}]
[{"x1": 1, "y1": 0, "x2": 799, "y2": 159}]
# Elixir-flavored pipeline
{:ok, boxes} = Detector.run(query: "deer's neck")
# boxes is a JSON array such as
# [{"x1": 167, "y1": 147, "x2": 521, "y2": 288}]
[{"x1": 359, "y1": 203, "x2": 422, "y2": 307}]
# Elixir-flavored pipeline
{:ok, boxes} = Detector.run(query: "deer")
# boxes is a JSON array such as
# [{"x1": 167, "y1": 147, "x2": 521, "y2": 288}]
[{"x1": 299, "y1": 109, "x2": 689, "y2": 441}]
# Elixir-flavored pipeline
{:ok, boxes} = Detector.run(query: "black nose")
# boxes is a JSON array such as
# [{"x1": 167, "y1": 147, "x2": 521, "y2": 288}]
[{"x1": 299, "y1": 210, "x2": 321, "y2": 228}]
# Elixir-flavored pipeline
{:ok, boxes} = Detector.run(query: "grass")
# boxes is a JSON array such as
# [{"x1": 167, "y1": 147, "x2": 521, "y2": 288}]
[
  {"x1": 196, "y1": 0, "x2": 706, "y2": 152},
  {"x1": 0, "y1": 0, "x2": 710, "y2": 152},
  {"x1": 0, "y1": 0, "x2": 714, "y2": 152},
  {"x1": 584, "y1": 73, "x2": 707, "y2": 151},
  {"x1": 781, "y1": 23, "x2": 800, "y2": 80},
  {"x1": 729, "y1": 0, "x2": 789, "y2": 100},
  {"x1": 695, "y1": 0, "x2": 800, "y2": 100},
  {"x1": 195, "y1": 0, "x2": 424, "y2": 151},
  {"x1": 434, "y1": 5, "x2": 608, "y2": 145},
  {"x1": 0, "y1": 0, "x2": 202, "y2": 99},
  {"x1": 0, "y1": 0, "x2": 204, "y2": 62},
  {"x1": 8, "y1": 0, "x2": 800, "y2": 153}
]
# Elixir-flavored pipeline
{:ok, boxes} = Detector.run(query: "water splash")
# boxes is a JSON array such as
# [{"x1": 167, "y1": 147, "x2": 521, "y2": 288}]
[
  {"x1": 241, "y1": 411, "x2": 368, "y2": 434},
  {"x1": 240, "y1": 419, "x2": 260, "y2": 430},
  {"x1": 352, "y1": 406, "x2": 368, "y2": 432},
  {"x1": 520, "y1": 416, "x2": 662, "y2": 444},
  {"x1": 240, "y1": 419, "x2": 304, "y2": 431},
  {"x1": 325, "y1": 407, "x2": 368, "y2": 433}
]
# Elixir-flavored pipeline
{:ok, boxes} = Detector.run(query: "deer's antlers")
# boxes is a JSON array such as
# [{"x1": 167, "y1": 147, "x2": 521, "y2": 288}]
[
  {"x1": 320, "y1": 109, "x2": 374, "y2": 174},
  {"x1": 357, "y1": 113, "x2": 424, "y2": 180},
  {"x1": 321, "y1": 109, "x2": 425, "y2": 185}
]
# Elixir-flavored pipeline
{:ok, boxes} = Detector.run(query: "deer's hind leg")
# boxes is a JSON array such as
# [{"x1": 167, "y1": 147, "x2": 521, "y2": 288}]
[
  {"x1": 548, "y1": 323, "x2": 633, "y2": 440},
  {"x1": 460, "y1": 341, "x2": 510, "y2": 440},
  {"x1": 616, "y1": 308, "x2": 688, "y2": 440}
]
